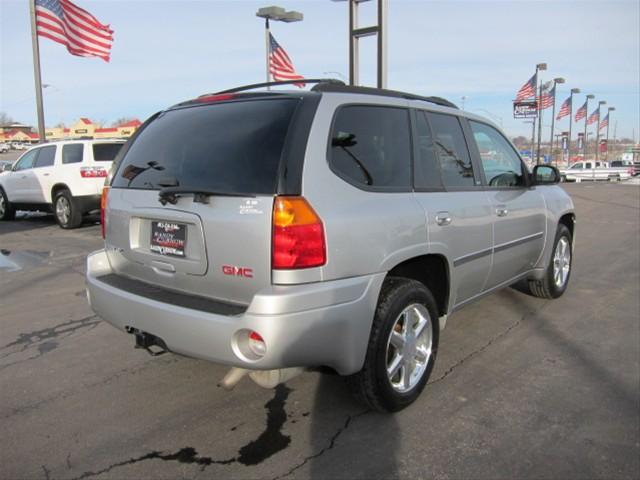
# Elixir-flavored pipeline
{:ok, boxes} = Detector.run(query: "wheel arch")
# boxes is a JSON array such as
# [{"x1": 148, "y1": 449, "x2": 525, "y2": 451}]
[
  {"x1": 51, "y1": 183, "x2": 71, "y2": 203},
  {"x1": 385, "y1": 254, "x2": 451, "y2": 317}
]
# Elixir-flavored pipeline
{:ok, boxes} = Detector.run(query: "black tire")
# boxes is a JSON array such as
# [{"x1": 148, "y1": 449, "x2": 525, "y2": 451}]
[
  {"x1": 0, "y1": 187, "x2": 16, "y2": 221},
  {"x1": 527, "y1": 224, "x2": 572, "y2": 299},
  {"x1": 347, "y1": 277, "x2": 439, "y2": 412},
  {"x1": 53, "y1": 190, "x2": 82, "y2": 229}
]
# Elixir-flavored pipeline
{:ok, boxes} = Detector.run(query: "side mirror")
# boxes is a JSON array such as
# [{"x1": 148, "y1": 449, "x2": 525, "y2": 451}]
[
  {"x1": 532, "y1": 165, "x2": 561, "y2": 185},
  {"x1": 1, "y1": 163, "x2": 12, "y2": 173}
]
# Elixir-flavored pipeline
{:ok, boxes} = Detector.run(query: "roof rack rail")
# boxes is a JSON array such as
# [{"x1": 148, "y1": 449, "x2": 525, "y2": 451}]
[
  {"x1": 208, "y1": 78, "x2": 345, "y2": 96},
  {"x1": 310, "y1": 83, "x2": 459, "y2": 109}
]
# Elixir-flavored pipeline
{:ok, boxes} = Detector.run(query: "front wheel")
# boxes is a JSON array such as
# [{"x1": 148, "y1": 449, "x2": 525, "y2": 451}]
[
  {"x1": 347, "y1": 277, "x2": 439, "y2": 412},
  {"x1": 528, "y1": 224, "x2": 573, "y2": 299},
  {"x1": 54, "y1": 190, "x2": 82, "y2": 229},
  {"x1": 0, "y1": 188, "x2": 16, "y2": 221}
]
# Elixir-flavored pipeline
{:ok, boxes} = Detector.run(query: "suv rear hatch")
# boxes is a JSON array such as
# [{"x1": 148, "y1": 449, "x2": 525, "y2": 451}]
[{"x1": 105, "y1": 95, "x2": 313, "y2": 306}]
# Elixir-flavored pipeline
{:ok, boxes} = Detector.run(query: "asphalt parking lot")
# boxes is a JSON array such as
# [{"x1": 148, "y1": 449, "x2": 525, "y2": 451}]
[{"x1": 1, "y1": 182, "x2": 638, "y2": 480}]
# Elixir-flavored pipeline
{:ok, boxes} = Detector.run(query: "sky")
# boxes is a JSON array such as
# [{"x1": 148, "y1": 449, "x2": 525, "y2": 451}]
[{"x1": 1, "y1": 0, "x2": 639, "y2": 139}]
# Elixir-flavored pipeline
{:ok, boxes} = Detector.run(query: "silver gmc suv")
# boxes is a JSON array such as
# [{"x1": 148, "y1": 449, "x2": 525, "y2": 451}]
[{"x1": 86, "y1": 80, "x2": 575, "y2": 412}]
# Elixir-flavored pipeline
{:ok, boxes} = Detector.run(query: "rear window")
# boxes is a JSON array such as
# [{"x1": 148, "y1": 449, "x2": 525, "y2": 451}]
[
  {"x1": 93, "y1": 143, "x2": 123, "y2": 161},
  {"x1": 112, "y1": 99, "x2": 298, "y2": 194},
  {"x1": 63, "y1": 144, "x2": 83, "y2": 164}
]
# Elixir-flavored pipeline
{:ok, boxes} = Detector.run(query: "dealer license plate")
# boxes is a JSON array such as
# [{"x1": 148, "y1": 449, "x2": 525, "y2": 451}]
[{"x1": 150, "y1": 221, "x2": 187, "y2": 257}]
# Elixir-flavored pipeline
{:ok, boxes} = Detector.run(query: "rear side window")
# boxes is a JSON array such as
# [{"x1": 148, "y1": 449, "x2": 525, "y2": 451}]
[
  {"x1": 93, "y1": 143, "x2": 123, "y2": 161},
  {"x1": 63, "y1": 144, "x2": 84, "y2": 164},
  {"x1": 112, "y1": 99, "x2": 298, "y2": 194},
  {"x1": 34, "y1": 145, "x2": 56, "y2": 168},
  {"x1": 329, "y1": 106, "x2": 411, "y2": 189},
  {"x1": 427, "y1": 112, "x2": 475, "y2": 188}
]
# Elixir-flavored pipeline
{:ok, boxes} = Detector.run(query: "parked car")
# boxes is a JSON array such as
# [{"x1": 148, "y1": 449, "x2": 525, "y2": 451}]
[
  {"x1": 0, "y1": 143, "x2": 10, "y2": 153},
  {"x1": 0, "y1": 139, "x2": 125, "y2": 228},
  {"x1": 86, "y1": 80, "x2": 575, "y2": 412},
  {"x1": 560, "y1": 160, "x2": 633, "y2": 182}
]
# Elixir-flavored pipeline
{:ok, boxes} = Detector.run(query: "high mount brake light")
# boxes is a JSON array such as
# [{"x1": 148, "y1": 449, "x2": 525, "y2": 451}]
[
  {"x1": 100, "y1": 186, "x2": 109, "y2": 239},
  {"x1": 195, "y1": 93, "x2": 237, "y2": 103},
  {"x1": 272, "y1": 196, "x2": 326, "y2": 270}
]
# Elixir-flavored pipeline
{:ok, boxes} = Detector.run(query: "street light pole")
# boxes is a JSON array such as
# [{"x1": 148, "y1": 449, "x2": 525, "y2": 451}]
[
  {"x1": 535, "y1": 62, "x2": 547, "y2": 164},
  {"x1": 256, "y1": 6, "x2": 303, "y2": 89},
  {"x1": 583, "y1": 94, "x2": 595, "y2": 159},
  {"x1": 548, "y1": 77, "x2": 565, "y2": 164},
  {"x1": 595, "y1": 100, "x2": 606, "y2": 162},
  {"x1": 605, "y1": 107, "x2": 615, "y2": 160},
  {"x1": 567, "y1": 87, "x2": 580, "y2": 163}
]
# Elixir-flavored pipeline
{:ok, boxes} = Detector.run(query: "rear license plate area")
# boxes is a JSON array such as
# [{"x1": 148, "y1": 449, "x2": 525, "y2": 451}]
[{"x1": 150, "y1": 221, "x2": 187, "y2": 257}]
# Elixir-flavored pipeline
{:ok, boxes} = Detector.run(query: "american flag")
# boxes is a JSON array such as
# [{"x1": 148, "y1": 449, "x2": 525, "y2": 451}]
[
  {"x1": 599, "y1": 114, "x2": 609, "y2": 131},
  {"x1": 269, "y1": 33, "x2": 305, "y2": 87},
  {"x1": 586, "y1": 108, "x2": 600, "y2": 126},
  {"x1": 574, "y1": 101, "x2": 588, "y2": 122},
  {"x1": 515, "y1": 73, "x2": 537, "y2": 101},
  {"x1": 556, "y1": 96, "x2": 572, "y2": 120},
  {"x1": 35, "y1": 0, "x2": 114, "y2": 62},
  {"x1": 537, "y1": 85, "x2": 555, "y2": 110}
]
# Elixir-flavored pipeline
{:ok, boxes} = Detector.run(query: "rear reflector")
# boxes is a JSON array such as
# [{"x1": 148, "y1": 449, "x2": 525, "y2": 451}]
[
  {"x1": 100, "y1": 186, "x2": 109, "y2": 239},
  {"x1": 80, "y1": 166, "x2": 107, "y2": 178},
  {"x1": 248, "y1": 331, "x2": 266, "y2": 358},
  {"x1": 272, "y1": 196, "x2": 326, "y2": 269}
]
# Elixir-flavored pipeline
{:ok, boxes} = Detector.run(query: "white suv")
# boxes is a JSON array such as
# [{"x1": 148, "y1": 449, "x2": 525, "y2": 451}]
[{"x1": 0, "y1": 139, "x2": 125, "y2": 228}]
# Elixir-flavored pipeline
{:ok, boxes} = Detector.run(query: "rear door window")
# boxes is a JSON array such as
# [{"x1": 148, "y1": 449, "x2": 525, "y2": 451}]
[
  {"x1": 414, "y1": 111, "x2": 442, "y2": 189},
  {"x1": 329, "y1": 105, "x2": 411, "y2": 190},
  {"x1": 112, "y1": 99, "x2": 299, "y2": 194},
  {"x1": 93, "y1": 143, "x2": 123, "y2": 161},
  {"x1": 427, "y1": 112, "x2": 475, "y2": 188},
  {"x1": 62, "y1": 144, "x2": 84, "y2": 164},
  {"x1": 34, "y1": 145, "x2": 56, "y2": 168}
]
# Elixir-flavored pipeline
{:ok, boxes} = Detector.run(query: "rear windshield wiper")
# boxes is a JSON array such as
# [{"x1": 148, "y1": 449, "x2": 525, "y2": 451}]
[{"x1": 158, "y1": 187, "x2": 256, "y2": 205}]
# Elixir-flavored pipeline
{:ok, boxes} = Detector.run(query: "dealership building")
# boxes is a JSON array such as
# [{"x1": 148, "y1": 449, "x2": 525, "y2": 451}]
[{"x1": 1, "y1": 118, "x2": 141, "y2": 143}]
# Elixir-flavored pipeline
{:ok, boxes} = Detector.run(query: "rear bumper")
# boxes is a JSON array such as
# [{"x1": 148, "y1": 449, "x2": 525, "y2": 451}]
[
  {"x1": 75, "y1": 194, "x2": 101, "y2": 214},
  {"x1": 86, "y1": 249, "x2": 384, "y2": 375}
]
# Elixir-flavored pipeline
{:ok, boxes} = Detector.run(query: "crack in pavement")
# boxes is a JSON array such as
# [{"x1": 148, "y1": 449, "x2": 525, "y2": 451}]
[
  {"x1": 272, "y1": 409, "x2": 371, "y2": 480},
  {"x1": 67, "y1": 447, "x2": 236, "y2": 480},
  {"x1": 428, "y1": 302, "x2": 550, "y2": 386},
  {"x1": 0, "y1": 315, "x2": 100, "y2": 367}
]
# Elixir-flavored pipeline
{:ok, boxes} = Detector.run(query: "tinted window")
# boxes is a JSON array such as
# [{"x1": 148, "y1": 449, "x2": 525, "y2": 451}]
[
  {"x1": 34, "y1": 145, "x2": 56, "y2": 168},
  {"x1": 414, "y1": 112, "x2": 442, "y2": 189},
  {"x1": 14, "y1": 149, "x2": 38, "y2": 171},
  {"x1": 63, "y1": 144, "x2": 84, "y2": 164},
  {"x1": 469, "y1": 121, "x2": 525, "y2": 187},
  {"x1": 330, "y1": 106, "x2": 411, "y2": 189},
  {"x1": 427, "y1": 113, "x2": 475, "y2": 187},
  {"x1": 93, "y1": 143, "x2": 123, "y2": 161},
  {"x1": 112, "y1": 99, "x2": 298, "y2": 194}
]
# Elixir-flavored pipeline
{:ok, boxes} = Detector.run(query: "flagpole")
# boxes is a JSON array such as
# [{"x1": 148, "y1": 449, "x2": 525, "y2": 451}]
[
  {"x1": 29, "y1": 0, "x2": 46, "y2": 143},
  {"x1": 264, "y1": 18, "x2": 271, "y2": 90},
  {"x1": 567, "y1": 88, "x2": 580, "y2": 165},
  {"x1": 595, "y1": 101, "x2": 606, "y2": 162}
]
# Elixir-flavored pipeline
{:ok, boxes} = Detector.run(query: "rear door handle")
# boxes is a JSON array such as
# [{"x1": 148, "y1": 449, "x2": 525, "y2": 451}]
[
  {"x1": 435, "y1": 212, "x2": 452, "y2": 226},
  {"x1": 496, "y1": 206, "x2": 509, "y2": 217}
]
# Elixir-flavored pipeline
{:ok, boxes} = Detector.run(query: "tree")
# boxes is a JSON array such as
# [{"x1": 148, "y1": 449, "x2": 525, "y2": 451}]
[
  {"x1": 111, "y1": 117, "x2": 137, "y2": 127},
  {"x1": 0, "y1": 112, "x2": 14, "y2": 126}
]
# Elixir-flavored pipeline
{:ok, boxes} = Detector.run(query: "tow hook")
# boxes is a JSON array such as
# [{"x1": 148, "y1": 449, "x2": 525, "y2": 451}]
[{"x1": 125, "y1": 326, "x2": 169, "y2": 357}]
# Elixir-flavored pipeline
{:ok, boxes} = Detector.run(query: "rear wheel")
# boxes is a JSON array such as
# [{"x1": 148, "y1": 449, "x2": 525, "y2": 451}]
[
  {"x1": 528, "y1": 224, "x2": 572, "y2": 299},
  {"x1": 347, "y1": 277, "x2": 439, "y2": 412},
  {"x1": 54, "y1": 190, "x2": 82, "y2": 229},
  {"x1": 0, "y1": 188, "x2": 16, "y2": 221}
]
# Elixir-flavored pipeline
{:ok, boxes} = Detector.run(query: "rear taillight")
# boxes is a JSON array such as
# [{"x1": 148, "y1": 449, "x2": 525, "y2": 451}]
[
  {"x1": 272, "y1": 196, "x2": 326, "y2": 269},
  {"x1": 80, "y1": 167, "x2": 107, "y2": 178},
  {"x1": 100, "y1": 186, "x2": 109, "y2": 239}
]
